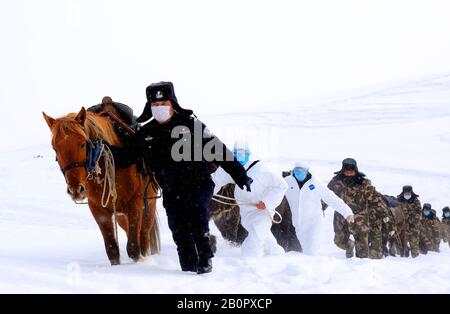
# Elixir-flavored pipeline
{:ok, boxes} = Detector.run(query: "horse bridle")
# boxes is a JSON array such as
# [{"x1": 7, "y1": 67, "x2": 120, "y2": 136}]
[
  {"x1": 56, "y1": 125, "x2": 103, "y2": 176},
  {"x1": 60, "y1": 160, "x2": 88, "y2": 176}
]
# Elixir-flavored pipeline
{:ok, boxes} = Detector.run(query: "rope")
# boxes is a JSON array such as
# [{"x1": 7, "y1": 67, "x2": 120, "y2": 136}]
[
  {"x1": 211, "y1": 194, "x2": 283, "y2": 224},
  {"x1": 88, "y1": 142, "x2": 119, "y2": 243},
  {"x1": 83, "y1": 120, "x2": 120, "y2": 242}
]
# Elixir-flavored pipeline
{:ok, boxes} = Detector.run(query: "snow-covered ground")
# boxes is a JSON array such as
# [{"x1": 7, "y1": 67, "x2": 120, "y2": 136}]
[{"x1": 1, "y1": 74, "x2": 450, "y2": 293}]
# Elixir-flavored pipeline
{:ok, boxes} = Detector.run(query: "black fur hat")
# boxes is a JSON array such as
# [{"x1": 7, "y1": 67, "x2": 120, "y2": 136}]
[
  {"x1": 399, "y1": 185, "x2": 419, "y2": 199},
  {"x1": 342, "y1": 158, "x2": 358, "y2": 171},
  {"x1": 335, "y1": 158, "x2": 360, "y2": 175},
  {"x1": 402, "y1": 185, "x2": 413, "y2": 193},
  {"x1": 136, "y1": 82, "x2": 193, "y2": 123},
  {"x1": 423, "y1": 203, "x2": 432, "y2": 210}
]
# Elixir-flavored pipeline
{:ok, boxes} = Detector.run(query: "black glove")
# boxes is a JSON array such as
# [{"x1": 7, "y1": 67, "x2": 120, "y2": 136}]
[{"x1": 236, "y1": 175, "x2": 253, "y2": 192}]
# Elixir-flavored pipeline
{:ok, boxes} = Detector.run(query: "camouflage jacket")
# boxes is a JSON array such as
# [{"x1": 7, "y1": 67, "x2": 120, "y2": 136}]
[
  {"x1": 420, "y1": 213, "x2": 441, "y2": 245},
  {"x1": 327, "y1": 174, "x2": 392, "y2": 224},
  {"x1": 441, "y1": 217, "x2": 450, "y2": 240},
  {"x1": 396, "y1": 195, "x2": 422, "y2": 231}
]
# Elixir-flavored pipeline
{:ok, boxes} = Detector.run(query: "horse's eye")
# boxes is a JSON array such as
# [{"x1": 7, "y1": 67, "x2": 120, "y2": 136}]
[{"x1": 81, "y1": 143, "x2": 85, "y2": 149}]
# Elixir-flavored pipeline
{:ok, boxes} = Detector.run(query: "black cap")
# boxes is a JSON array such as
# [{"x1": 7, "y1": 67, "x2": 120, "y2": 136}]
[
  {"x1": 423, "y1": 203, "x2": 432, "y2": 210},
  {"x1": 402, "y1": 185, "x2": 413, "y2": 193},
  {"x1": 443, "y1": 206, "x2": 450, "y2": 212},
  {"x1": 136, "y1": 82, "x2": 193, "y2": 123},
  {"x1": 342, "y1": 158, "x2": 358, "y2": 172}
]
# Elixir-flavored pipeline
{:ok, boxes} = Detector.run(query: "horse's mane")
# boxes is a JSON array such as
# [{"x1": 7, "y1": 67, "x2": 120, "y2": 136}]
[{"x1": 51, "y1": 111, "x2": 122, "y2": 147}]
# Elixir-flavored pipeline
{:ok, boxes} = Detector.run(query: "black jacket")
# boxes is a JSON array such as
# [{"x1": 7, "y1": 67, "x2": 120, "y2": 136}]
[{"x1": 132, "y1": 113, "x2": 248, "y2": 199}]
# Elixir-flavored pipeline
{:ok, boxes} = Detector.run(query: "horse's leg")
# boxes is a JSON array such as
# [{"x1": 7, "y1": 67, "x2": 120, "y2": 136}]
[
  {"x1": 388, "y1": 237, "x2": 396, "y2": 256},
  {"x1": 140, "y1": 198, "x2": 156, "y2": 257},
  {"x1": 117, "y1": 215, "x2": 129, "y2": 237},
  {"x1": 89, "y1": 205, "x2": 120, "y2": 265},
  {"x1": 400, "y1": 227, "x2": 408, "y2": 257},
  {"x1": 126, "y1": 200, "x2": 142, "y2": 262}
]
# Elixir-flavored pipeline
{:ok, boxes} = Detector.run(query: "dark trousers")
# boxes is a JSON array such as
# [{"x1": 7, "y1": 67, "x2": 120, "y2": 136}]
[{"x1": 164, "y1": 184, "x2": 214, "y2": 270}]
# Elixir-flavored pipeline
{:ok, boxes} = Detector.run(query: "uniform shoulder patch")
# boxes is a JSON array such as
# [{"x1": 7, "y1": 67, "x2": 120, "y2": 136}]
[{"x1": 309, "y1": 184, "x2": 315, "y2": 190}]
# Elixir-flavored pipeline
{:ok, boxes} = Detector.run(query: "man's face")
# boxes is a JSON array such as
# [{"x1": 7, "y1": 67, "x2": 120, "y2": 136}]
[
  {"x1": 404, "y1": 192, "x2": 412, "y2": 198},
  {"x1": 151, "y1": 100, "x2": 173, "y2": 108},
  {"x1": 343, "y1": 169, "x2": 356, "y2": 177},
  {"x1": 151, "y1": 100, "x2": 175, "y2": 122}
]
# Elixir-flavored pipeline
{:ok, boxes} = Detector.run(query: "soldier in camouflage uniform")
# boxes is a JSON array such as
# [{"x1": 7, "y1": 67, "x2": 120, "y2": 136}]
[
  {"x1": 419, "y1": 204, "x2": 441, "y2": 253},
  {"x1": 441, "y1": 207, "x2": 450, "y2": 246},
  {"x1": 441, "y1": 207, "x2": 450, "y2": 248},
  {"x1": 327, "y1": 158, "x2": 393, "y2": 259},
  {"x1": 396, "y1": 185, "x2": 422, "y2": 258}
]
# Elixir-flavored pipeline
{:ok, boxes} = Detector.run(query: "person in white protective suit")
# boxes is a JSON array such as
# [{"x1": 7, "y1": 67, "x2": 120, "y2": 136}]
[
  {"x1": 211, "y1": 142, "x2": 288, "y2": 257},
  {"x1": 285, "y1": 162, "x2": 355, "y2": 255}
]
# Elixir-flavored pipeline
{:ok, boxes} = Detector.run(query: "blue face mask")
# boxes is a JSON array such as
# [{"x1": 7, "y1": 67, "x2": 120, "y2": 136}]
[
  {"x1": 404, "y1": 194, "x2": 412, "y2": 200},
  {"x1": 236, "y1": 155, "x2": 250, "y2": 166},
  {"x1": 293, "y1": 167, "x2": 309, "y2": 182},
  {"x1": 293, "y1": 172, "x2": 307, "y2": 181},
  {"x1": 233, "y1": 149, "x2": 250, "y2": 166},
  {"x1": 423, "y1": 210, "x2": 431, "y2": 216},
  {"x1": 444, "y1": 212, "x2": 450, "y2": 218}
]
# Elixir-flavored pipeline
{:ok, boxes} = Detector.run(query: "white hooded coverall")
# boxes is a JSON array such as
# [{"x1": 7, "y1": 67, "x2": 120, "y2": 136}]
[
  {"x1": 285, "y1": 174, "x2": 353, "y2": 255},
  {"x1": 212, "y1": 160, "x2": 288, "y2": 257}
]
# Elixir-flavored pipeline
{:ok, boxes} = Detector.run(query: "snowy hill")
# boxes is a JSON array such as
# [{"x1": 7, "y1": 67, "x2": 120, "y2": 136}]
[{"x1": 1, "y1": 74, "x2": 450, "y2": 293}]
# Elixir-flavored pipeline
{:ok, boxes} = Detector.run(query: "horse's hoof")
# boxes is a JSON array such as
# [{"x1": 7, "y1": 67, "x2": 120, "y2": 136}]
[
  {"x1": 110, "y1": 259, "x2": 121, "y2": 266},
  {"x1": 130, "y1": 255, "x2": 141, "y2": 263},
  {"x1": 127, "y1": 242, "x2": 141, "y2": 262},
  {"x1": 208, "y1": 235, "x2": 218, "y2": 254},
  {"x1": 127, "y1": 250, "x2": 141, "y2": 262}
]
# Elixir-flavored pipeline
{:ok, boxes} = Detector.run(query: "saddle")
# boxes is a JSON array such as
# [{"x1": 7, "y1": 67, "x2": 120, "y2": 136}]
[
  {"x1": 88, "y1": 97, "x2": 143, "y2": 170},
  {"x1": 383, "y1": 195, "x2": 405, "y2": 225},
  {"x1": 87, "y1": 96, "x2": 138, "y2": 128}
]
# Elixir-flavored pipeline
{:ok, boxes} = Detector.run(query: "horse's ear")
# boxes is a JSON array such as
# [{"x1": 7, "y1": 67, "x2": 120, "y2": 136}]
[
  {"x1": 42, "y1": 112, "x2": 55, "y2": 129},
  {"x1": 75, "y1": 107, "x2": 87, "y2": 126}
]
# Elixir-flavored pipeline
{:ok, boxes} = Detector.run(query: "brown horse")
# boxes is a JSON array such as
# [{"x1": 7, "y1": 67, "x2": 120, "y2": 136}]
[
  {"x1": 43, "y1": 107, "x2": 160, "y2": 265},
  {"x1": 382, "y1": 195, "x2": 407, "y2": 257}
]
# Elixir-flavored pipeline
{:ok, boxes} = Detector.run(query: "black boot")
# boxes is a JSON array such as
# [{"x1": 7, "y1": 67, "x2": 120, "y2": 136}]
[
  {"x1": 197, "y1": 259, "x2": 213, "y2": 275},
  {"x1": 181, "y1": 265, "x2": 198, "y2": 273}
]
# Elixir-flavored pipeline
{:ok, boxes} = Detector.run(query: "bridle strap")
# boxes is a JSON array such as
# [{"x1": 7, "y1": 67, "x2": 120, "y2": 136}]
[
  {"x1": 61, "y1": 161, "x2": 87, "y2": 175},
  {"x1": 56, "y1": 121, "x2": 104, "y2": 176}
]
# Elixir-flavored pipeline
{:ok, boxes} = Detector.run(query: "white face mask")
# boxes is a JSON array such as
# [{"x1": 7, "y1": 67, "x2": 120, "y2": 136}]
[{"x1": 151, "y1": 105, "x2": 172, "y2": 123}]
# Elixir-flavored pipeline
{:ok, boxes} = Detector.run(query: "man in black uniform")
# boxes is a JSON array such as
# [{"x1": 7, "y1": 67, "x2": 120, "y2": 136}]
[{"x1": 132, "y1": 82, "x2": 252, "y2": 274}]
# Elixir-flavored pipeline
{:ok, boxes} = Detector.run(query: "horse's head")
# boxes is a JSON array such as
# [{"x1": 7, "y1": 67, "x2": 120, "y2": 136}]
[{"x1": 43, "y1": 107, "x2": 89, "y2": 202}]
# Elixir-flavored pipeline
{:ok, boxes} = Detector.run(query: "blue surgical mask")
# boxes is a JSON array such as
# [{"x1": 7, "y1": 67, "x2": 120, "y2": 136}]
[
  {"x1": 293, "y1": 167, "x2": 309, "y2": 182},
  {"x1": 236, "y1": 154, "x2": 250, "y2": 166},
  {"x1": 404, "y1": 194, "x2": 412, "y2": 200},
  {"x1": 293, "y1": 172, "x2": 307, "y2": 181},
  {"x1": 423, "y1": 210, "x2": 431, "y2": 216},
  {"x1": 444, "y1": 212, "x2": 450, "y2": 218},
  {"x1": 233, "y1": 149, "x2": 250, "y2": 166}
]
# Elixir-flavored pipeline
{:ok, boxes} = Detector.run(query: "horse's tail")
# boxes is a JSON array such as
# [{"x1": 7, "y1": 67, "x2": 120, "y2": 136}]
[{"x1": 150, "y1": 212, "x2": 161, "y2": 255}]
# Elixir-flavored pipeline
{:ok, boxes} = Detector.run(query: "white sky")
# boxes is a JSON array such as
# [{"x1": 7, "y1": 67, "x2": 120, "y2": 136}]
[{"x1": 1, "y1": 0, "x2": 450, "y2": 150}]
